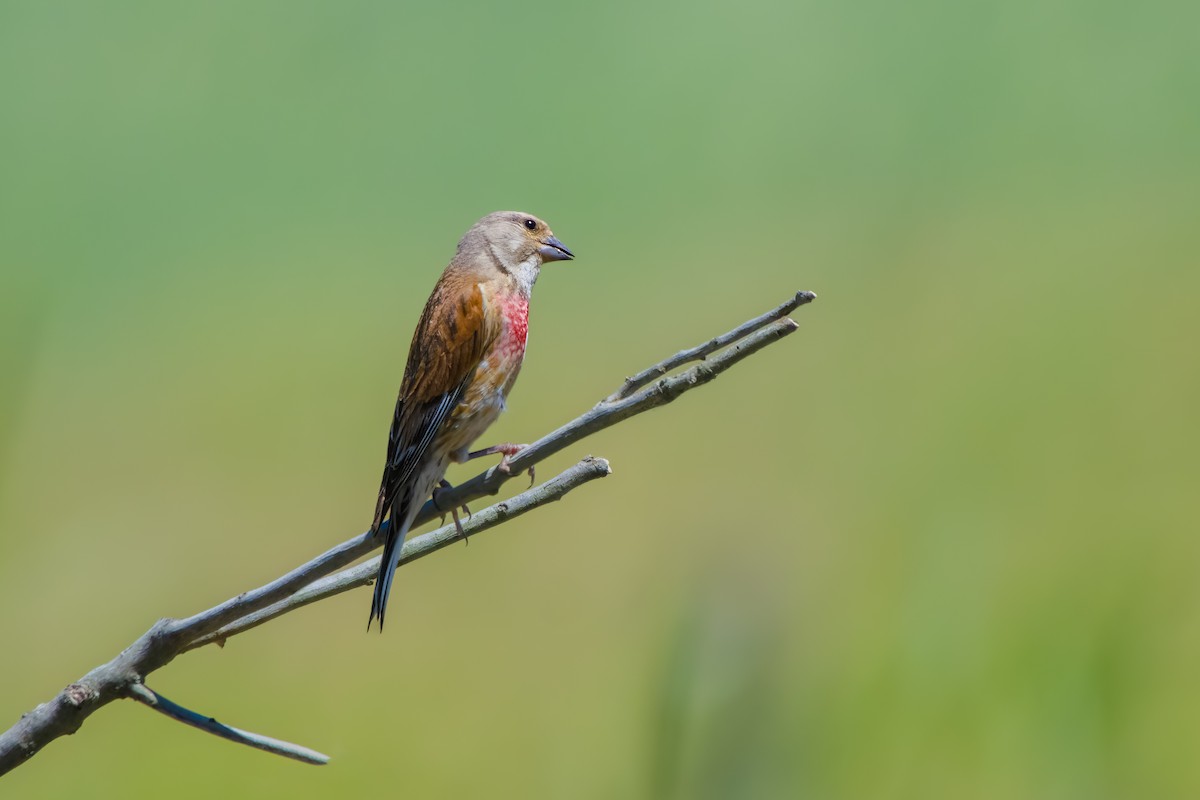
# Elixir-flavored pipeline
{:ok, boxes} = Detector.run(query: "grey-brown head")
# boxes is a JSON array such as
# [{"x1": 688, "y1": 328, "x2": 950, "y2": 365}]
[{"x1": 455, "y1": 211, "x2": 573, "y2": 275}]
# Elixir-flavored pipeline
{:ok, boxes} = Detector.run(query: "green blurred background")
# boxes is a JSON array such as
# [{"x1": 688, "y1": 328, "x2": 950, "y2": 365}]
[{"x1": 2, "y1": 1, "x2": 1197, "y2": 797}]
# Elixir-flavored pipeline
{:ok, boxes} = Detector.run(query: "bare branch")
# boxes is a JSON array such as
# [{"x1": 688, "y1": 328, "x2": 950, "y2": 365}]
[
  {"x1": 0, "y1": 290, "x2": 816, "y2": 777},
  {"x1": 164, "y1": 291, "x2": 815, "y2": 654},
  {"x1": 127, "y1": 684, "x2": 330, "y2": 766}
]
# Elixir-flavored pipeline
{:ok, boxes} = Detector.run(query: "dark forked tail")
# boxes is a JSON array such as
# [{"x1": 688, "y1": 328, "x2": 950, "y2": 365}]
[{"x1": 369, "y1": 497, "x2": 410, "y2": 632}]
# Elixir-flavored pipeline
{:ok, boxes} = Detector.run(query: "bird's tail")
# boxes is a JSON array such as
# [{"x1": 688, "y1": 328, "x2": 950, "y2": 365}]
[{"x1": 369, "y1": 500, "x2": 410, "y2": 632}]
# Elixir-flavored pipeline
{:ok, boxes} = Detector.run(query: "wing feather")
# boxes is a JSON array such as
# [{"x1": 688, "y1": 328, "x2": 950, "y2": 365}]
[{"x1": 371, "y1": 278, "x2": 500, "y2": 532}]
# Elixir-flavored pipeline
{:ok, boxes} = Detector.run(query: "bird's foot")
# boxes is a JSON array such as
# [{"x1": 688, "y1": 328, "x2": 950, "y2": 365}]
[
  {"x1": 433, "y1": 479, "x2": 473, "y2": 544},
  {"x1": 467, "y1": 442, "x2": 535, "y2": 485}
]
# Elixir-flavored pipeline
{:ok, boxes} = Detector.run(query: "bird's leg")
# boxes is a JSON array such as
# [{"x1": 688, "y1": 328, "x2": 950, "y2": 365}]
[
  {"x1": 465, "y1": 442, "x2": 535, "y2": 485},
  {"x1": 432, "y1": 479, "x2": 473, "y2": 543}
]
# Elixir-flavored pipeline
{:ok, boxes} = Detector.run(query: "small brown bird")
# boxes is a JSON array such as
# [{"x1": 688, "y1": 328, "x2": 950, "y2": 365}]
[{"x1": 368, "y1": 211, "x2": 574, "y2": 630}]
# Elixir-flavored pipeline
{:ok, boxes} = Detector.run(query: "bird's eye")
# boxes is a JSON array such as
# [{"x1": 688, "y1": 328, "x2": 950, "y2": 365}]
[{"x1": 523, "y1": 218, "x2": 537, "y2": 230}]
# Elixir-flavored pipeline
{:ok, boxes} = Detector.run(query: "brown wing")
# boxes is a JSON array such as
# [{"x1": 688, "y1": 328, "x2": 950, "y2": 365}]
[{"x1": 371, "y1": 276, "x2": 500, "y2": 532}]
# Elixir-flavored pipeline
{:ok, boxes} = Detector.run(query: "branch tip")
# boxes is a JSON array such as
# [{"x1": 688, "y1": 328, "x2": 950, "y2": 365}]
[{"x1": 603, "y1": 290, "x2": 816, "y2": 402}]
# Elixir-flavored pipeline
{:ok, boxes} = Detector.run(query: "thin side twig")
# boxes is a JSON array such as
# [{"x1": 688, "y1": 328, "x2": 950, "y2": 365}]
[{"x1": 127, "y1": 684, "x2": 330, "y2": 766}]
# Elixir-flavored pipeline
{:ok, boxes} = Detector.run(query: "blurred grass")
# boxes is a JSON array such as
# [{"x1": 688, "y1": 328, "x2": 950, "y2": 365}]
[{"x1": 1, "y1": 0, "x2": 1197, "y2": 797}]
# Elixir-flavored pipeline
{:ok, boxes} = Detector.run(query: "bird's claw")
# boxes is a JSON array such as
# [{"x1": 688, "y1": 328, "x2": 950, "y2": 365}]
[
  {"x1": 491, "y1": 444, "x2": 534, "y2": 485},
  {"x1": 466, "y1": 442, "x2": 535, "y2": 486},
  {"x1": 435, "y1": 479, "x2": 473, "y2": 544}
]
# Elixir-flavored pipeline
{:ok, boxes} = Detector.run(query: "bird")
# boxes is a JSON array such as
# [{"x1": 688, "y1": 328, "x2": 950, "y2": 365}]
[{"x1": 367, "y1": 211, "x2": 574, "y2": 630}]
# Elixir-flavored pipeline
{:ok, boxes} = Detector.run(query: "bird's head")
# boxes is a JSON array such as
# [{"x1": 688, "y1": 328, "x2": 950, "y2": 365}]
[{"x1": 458, "y1": 211, "x2": 574, "y2": 272}]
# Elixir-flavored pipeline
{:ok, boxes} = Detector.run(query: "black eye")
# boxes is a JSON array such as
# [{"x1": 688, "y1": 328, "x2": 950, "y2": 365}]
[{"x1": 523, "y1": 218, "x2": 537, "y2": 230}]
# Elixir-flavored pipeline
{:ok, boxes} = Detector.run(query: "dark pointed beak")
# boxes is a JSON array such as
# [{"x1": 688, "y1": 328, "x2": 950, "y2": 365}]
[{"x1": 538, "y1": 235, "x2": 574, "y2": 262}]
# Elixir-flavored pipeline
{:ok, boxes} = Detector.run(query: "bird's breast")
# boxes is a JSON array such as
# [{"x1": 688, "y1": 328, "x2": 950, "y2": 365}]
[
  {"x1": 479, "y1": 292, "x2": 528, "y2": 401},
  {"x1": 437, "y1": 293, "x2": 529, "y2": 458},
  {"x1": 495, "y1": 293, "x2": 529, "y2": 360}
]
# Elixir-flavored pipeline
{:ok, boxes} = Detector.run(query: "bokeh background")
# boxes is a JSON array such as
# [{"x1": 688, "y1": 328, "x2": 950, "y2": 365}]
[{"x1": 2, "y1": 1, "x2": 1197, "y2": 797}]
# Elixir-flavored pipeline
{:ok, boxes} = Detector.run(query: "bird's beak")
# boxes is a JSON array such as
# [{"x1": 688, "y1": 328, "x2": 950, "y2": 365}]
[{"x1": 538, "y1": 235, "x2": 574, "y2": 262}]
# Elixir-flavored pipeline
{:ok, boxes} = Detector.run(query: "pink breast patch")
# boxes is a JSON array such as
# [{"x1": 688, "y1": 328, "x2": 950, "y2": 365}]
[{"x1": 498, "y1": 296, "x2": 529, "y2": 358}]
